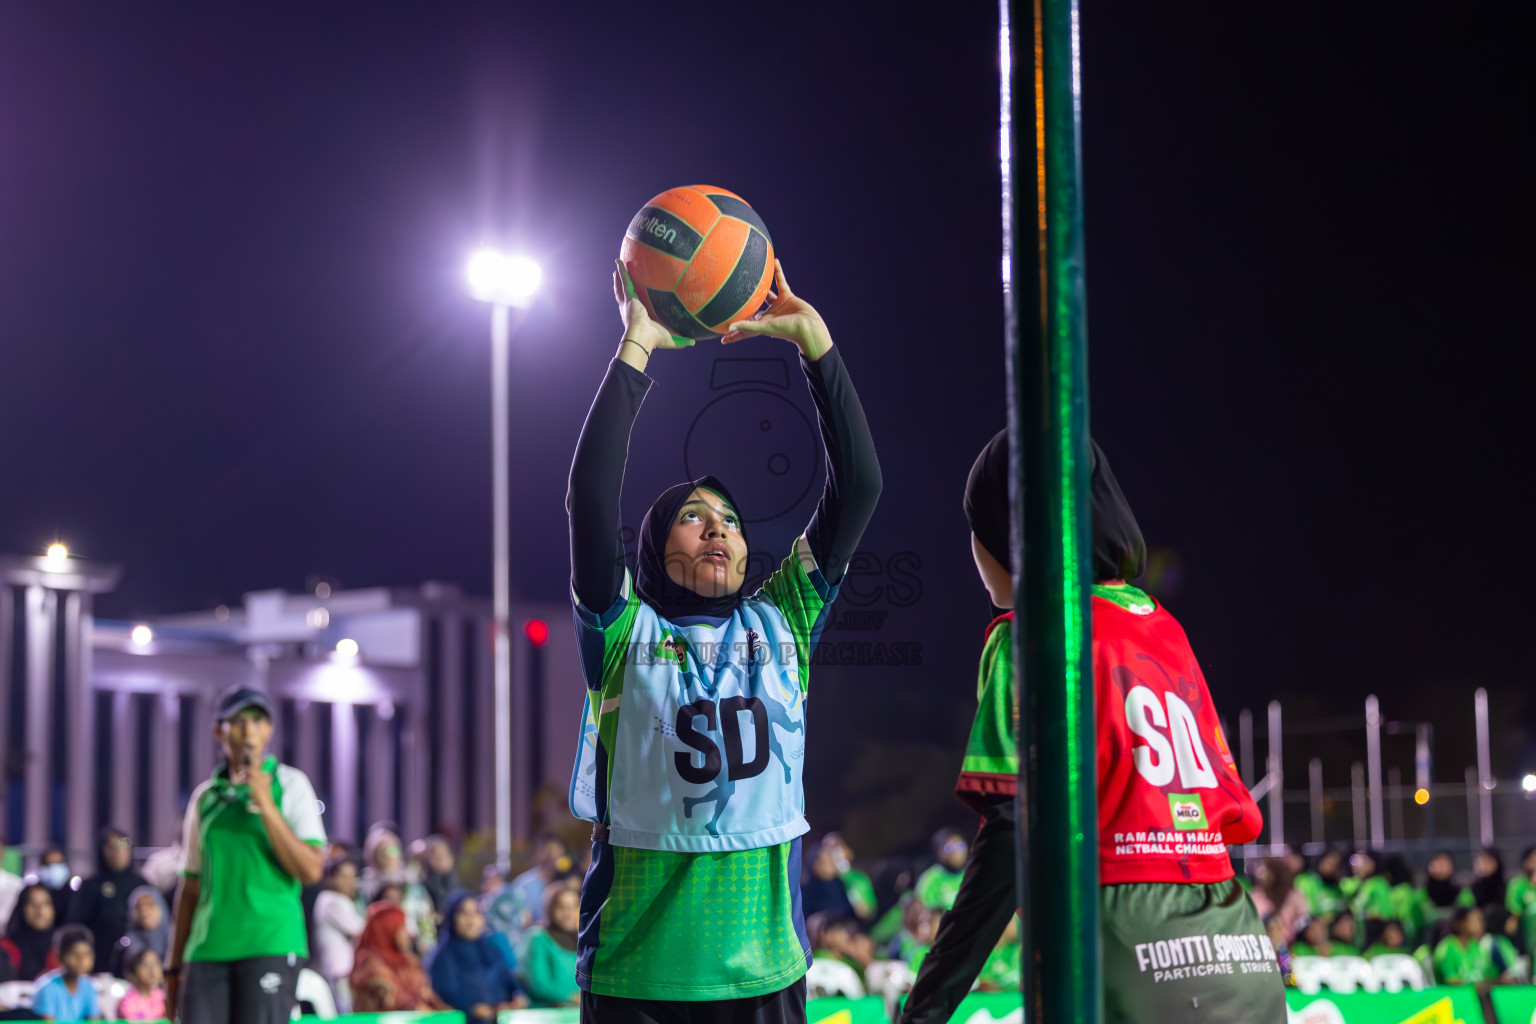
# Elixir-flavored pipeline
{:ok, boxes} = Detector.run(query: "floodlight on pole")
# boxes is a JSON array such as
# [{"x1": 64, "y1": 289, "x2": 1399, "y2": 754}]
[
  {"x1": 465, "y1": 246, "x2": 542, "y2": 876},
  {"x1": 131, "y1": 625, "x2": 153, "y2": 647},
  {"x1": 1523, "y1": 773, "x2": 1536, "y2": 794},
  {"x1": 467, "y1": 250, "x2": 542, "y2": 309}
]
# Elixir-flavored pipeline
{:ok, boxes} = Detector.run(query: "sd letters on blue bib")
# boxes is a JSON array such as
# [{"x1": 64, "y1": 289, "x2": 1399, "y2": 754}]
[{"x1": 569, "y1": 539, "x2": 835, "y2": 852}]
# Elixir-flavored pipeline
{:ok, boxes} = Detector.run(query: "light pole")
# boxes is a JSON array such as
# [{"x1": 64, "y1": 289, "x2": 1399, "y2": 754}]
[{"x1": 466, "y1": 248, "x2": 542, "y2": 875}]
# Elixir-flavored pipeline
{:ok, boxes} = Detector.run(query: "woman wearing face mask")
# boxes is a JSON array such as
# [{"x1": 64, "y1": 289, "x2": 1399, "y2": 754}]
[
  {"x1": 566, "y1": 257, "x2": 880, "y2": 1022},
  {"x1": 34, "y1": 846, "x2": 75, "y2": 922},
  {"x1": 165, "y1": 685, "x2": 327, "y2": 1024}
]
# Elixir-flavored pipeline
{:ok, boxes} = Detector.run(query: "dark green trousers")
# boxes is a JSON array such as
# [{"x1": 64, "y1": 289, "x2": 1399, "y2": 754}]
[{"x1": 1102, "y1": 879, "x2": 1286, "y2": 1024}]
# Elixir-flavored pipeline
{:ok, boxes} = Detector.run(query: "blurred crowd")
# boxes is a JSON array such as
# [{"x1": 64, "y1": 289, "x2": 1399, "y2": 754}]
[
  {"x1": 0, "y1": 823, "x2": 588, "y2": 1021},
  {"x1": 798, "y1": 829, "x2": 1020, "y2": 1006},
  {"x1": 3, "y1": 821, "x2": 1532, "y2": 1020},
  {"x1": 1241, "y1": 845, "x2": 1536, "y2": 991},
  {"x1": 796, "y1": 831, "x2": 1536, "y2": 1004},
  {"x1": 304, "y1": 825, "x2": 586, "y2": 1015}
]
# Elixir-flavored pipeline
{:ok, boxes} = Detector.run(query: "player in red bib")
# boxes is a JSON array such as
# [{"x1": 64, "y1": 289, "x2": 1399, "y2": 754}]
[{"x1": 900, "y1": 431, "x2": 1285, "y2": 1024}]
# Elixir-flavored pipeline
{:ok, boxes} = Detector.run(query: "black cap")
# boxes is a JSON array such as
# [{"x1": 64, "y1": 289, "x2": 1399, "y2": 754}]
[{"x1": 215, "y1": 685, "x2": 273, "y2": 722}]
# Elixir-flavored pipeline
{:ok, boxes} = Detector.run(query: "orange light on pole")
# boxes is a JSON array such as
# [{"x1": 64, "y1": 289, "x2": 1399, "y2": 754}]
[{"x1": 1414, "y1": 788, "x2": 1430, "y2": 805}]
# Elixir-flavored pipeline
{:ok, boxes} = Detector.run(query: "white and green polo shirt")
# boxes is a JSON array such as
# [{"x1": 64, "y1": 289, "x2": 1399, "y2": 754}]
[{"x1": 180, "y1": 755, "x2": 326, "y2": 962}]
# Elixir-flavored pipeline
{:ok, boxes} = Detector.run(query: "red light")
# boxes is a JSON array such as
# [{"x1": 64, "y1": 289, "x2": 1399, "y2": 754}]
[{"x1": 524, "y1": 619, "x2": 549, "y2": 648}]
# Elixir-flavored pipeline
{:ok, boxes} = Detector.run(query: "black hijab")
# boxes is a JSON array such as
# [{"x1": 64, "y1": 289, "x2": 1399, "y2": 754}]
[
  {"x1": 1472, "y1": 847, "x2": 1506, "y2": 910},
  {"x1": 1425, "y1": 851, "x2": 1461, "y2": 908},
  {"x1": 635, "y1": 475, "x2": 749, "y2": 620},
  {"x1": 5, "y1": 884, "x2": 54, "y2": 980},
  {"x1": 964, "y1": 430, "x2": 1146, "y2": 583}
]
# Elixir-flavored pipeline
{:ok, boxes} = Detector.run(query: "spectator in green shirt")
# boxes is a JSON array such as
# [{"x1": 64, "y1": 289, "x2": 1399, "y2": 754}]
[
  {"x1": 1508, "y1": 846, "x2": 1536, "y2": 954},
  {"x1": 165, "y1": 686, "x2": 327, "y2": 1024},
  {"x1": 1424, "y1": 851, "x2": 1474, "y2": 925},
  {"x1": 1341, "y1": 851, "x2": 1393, "y2": 923},
  {"x1": 1382, "y1": 857, "x2": 1429, "y2": 945},
  {"x1": 1291, "y1": 913, "x2": 1360, "y2": 958},
  {"x1": 1362, "y1": 919, "x2": 1409, "y2": 959},
  {"x1": 1480, "y1": 909, "x2": 1525, "y2": 982},
  {"x1": 974, "y1": 917, "x2": 1020, "y2": 992},
  {"x1": 1328, "y1": 911, "x2": 1363, "y2": 956},
  {"x1": 1433, "y1": 907, "x2": 1496, "y2": 989},
  {"x1": 913, "y1": 830, "x2": 967, "y2": 912},
  {"x1": 824, "y1": 834, "x2": 878, "y2": 924},
  {"x1": 888, "y1": 900, "x2": 939, "y2": 972},
  {"x1": 1295, "y1": 848, "x2": 1347, "y2": 921},
  {"x1": 518, "y1": 886, "x2": 581, "y2": 1007}
]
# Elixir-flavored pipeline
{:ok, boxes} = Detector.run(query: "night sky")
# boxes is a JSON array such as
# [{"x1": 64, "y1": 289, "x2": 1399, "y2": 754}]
[{"x1": 1, "y1": 3, "x2": 1529, "y2": 850}]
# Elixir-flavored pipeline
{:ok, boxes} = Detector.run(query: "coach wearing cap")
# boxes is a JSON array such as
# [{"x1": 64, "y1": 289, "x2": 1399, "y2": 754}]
[{"x1": 166, "y1": 685, "x2": 327, "y2": 1024}]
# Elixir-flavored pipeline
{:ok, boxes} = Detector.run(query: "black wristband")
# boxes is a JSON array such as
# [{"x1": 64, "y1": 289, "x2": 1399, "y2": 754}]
[{"x1": 621, "y1": 338, "x2": 651, "y2": 358}]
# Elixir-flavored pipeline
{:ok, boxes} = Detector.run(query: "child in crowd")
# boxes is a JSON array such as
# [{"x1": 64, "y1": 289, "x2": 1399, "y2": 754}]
[
  {"x1": 974, "y1": 918, "x2": 1021, "y2": 993},
  {"x1": 1511, "y1": 846, "x2": 1536, "y2": 955},
  {"x1": 888, "y1": 901, "x2": 938, "y2": 973},
  {"x1": 1434, "y1": 907, "x2": 1496, "y2": 988},
  {"x1": 312, "y1": 857, "x2": 366, "y2": 1012},
  {"x1": 1290, "y1": 917, "x2": 1331, "y2": 958},
  {"x1": 1381, "y1": 858, "x2": 1427, "y2": 945},
  {"x1": 1326, "y1": 911, "x2": 1362, "y2": 957},
  {"x1": 31, "y1": 925, "x2": 100, "y2": 1022},
  {"x1": 913, "y1": 831, "x2": 967, "y2": 913},
  {"x1": 1296, "y1": 914, "x2": 1357, "y2": 964},
  {"x1": 117, "y1": 945, "x2": 166, "y2": 1022},
  {"x1": 1363, "y1": 920, "x2": 1408, "y2": 960},
  {"x1": 1342, "y1": 851, "x2": 1392, "y2": 923},
  {"x1": 1481, "y1": 910, "x2": 1525, "y2": 982},
  {"x1": 1295, "y1": 849, "x2": 1347, "y2": 920},
  {"x1": 1425, "y1": 851, "x2": 1469, "y2": 911}
]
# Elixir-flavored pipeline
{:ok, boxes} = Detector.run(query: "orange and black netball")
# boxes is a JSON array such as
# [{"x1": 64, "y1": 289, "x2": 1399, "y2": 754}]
[{"x1": 618, "y1": 186, "x2": 775, "y2": 340}]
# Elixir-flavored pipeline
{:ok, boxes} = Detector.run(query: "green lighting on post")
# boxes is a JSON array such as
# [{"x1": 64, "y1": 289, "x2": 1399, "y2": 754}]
[{"x1": 1003, "y1": 0, "x2": 1100, "y2": 1018}]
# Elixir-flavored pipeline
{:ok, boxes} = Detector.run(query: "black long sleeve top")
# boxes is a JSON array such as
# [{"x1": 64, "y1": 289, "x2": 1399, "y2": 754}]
[{"x1": 567, "y1": 345, "x2": 882, "y2": 614}]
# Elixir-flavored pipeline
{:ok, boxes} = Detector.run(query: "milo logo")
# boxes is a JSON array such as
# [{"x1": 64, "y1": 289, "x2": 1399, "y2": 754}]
[{"x1": 1168, "y1": 793, "x2": 1209, "y2": 831}]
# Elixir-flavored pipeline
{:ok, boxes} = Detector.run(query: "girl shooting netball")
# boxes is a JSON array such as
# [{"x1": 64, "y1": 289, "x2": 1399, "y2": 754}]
[{"x1": 565, "y1": 238, "x2": 881, "y2": 1024}]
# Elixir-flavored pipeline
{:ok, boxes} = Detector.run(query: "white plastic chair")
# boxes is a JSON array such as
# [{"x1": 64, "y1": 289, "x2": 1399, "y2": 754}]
[
  {"x1": 0, "y1": 980, "x2": 34, "y2": 1009},
  {"x1": 293, "y1": 967, "x2": 337, "y2": 1019},
  {"x1": 804, "y1": 957, "x2": 866, "y2": 1000},
  {"x1": 95, "y1": 975, "x2": 130, "y2": 1020},
  {"x1": 1365, "y1": 953, "x2": 1428, "y2": 992},
  {"x1": 865, "y1": 959, "x2": 916, "y2": 1020}
]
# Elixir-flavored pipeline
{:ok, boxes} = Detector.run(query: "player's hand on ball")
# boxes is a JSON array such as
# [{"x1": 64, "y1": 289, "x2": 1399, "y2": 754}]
[
  {"x1": 614, "y1": 260, "x2": 692, "y2": 353},
  {"x1": 721, "y1": 260, "x2": 833, "y2": 360}
]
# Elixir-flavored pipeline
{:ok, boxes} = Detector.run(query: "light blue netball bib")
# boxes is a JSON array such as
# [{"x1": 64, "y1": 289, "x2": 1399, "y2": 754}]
[{"x1": 568, "y1": 537, "x2": 836, "y2": 852}]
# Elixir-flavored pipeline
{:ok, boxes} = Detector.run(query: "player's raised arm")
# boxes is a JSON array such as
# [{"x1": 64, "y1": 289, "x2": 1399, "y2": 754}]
[
  {"x1": 567, "y1": 262, "x2": 694, "y2": 613},
  {"x1": 723, "y1": 260, "x2": 881, "y2": 585}
]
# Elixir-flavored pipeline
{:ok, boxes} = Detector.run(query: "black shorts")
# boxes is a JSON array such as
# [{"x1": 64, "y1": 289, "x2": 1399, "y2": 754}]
[
  {"x1": 581, "y1": 977, "x2": 806, "y2": 1024},
  {"x1": 180, "y1": 955, "x2": 301, "y2": 1024}
]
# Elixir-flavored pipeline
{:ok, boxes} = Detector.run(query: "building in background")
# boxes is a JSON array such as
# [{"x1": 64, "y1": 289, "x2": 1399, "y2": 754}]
[{"x1": 0, "y1": 550, "x2": 581, "y2": 867}]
